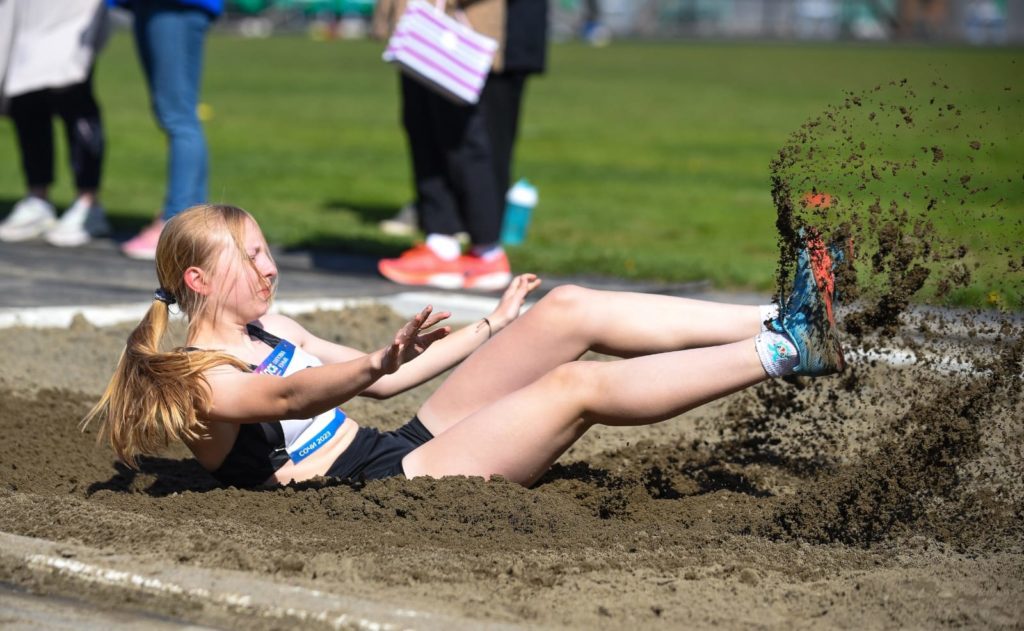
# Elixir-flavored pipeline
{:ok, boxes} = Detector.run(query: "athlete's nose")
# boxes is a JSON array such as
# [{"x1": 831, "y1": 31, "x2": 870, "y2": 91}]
[{"x1": 257, "y1": 253, "x2": 277, "y2": 280}]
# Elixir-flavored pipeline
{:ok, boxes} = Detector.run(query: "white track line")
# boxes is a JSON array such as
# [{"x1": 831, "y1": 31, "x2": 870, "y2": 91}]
[
  {"x1": 25, "y1": 555, "x2": 391, "y2": 630},
  {"x1": 1, "y1": 531, "x2": 517, "y2": 631},
  {"x1": 0, "y1": 291, "x2": 502, "y2": 329}
]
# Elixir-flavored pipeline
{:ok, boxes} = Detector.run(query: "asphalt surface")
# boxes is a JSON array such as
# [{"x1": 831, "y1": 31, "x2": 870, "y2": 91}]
[
  {"x1": 0, "y1": 236, "x2": 767, "y2": 315},
  {"x1": 0, "y1": 237, "x2": 399, "y2": 310}
]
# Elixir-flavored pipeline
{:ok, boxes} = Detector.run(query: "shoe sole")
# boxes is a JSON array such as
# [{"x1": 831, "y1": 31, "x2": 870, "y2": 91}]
[
  {"x1": 46, "y1": 228, "x2": 110, "y2": 248},
  {"x1": 379, "y1": 221, "x2": 417, "y2": 236},
  {"x1": 0, "y1": 222, "x2": 56, "y2": 242},
  {"x1": 46, "y1": 233, "x2": 92, "y2": 247},
  {"x1": 426, "y1": 274, "x2": 468, "y2": 290},
  {"x1": 804, "y1": 238, "x2": 846, "y2": 374},
  {"x1": 463, "y1": 272, "x2": 512, "y2": 291},
  {"x1": 122, "y1": 248, "x2": 158, "y2": 260},
  {"x1": 378, "y1": 264, "x2": 465, "y2": 289}
]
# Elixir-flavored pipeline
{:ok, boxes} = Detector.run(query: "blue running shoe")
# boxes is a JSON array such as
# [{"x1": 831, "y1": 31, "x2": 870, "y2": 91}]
[{"x1": 768, "y1": 230, "x2": 848, "y2": 376}]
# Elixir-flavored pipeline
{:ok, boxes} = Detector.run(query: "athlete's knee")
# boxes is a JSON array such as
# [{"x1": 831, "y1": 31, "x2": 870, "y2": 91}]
[
  {"x1": 547, "y1": 360, "x2": 600, "y2": 404},
  {"x1": 546, "y1": 284, "x2": 590, "y2": 306},
  {"x1": 536, "y1": 284, "x2": 592, "y2": 322}
]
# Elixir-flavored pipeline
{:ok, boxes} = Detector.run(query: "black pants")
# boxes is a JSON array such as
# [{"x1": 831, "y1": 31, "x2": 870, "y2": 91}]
[
  {"x1": 480, "y1": 72, "x2": 528, "y2": 207},
  {"x1": 8, "y1": 73, "x2": 105, "y2": 191},
  {"x1": 401, "y1": 74, "x2": 502, "y2": 244}
]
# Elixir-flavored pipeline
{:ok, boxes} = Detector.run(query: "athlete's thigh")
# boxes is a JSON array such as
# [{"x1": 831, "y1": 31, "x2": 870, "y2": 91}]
[
  {"x1": 406, "y1": 371, "x2": 589, "y2": 486},
  {"x1": 417, "y1": 297, "x2": 587, "y2": 436}
]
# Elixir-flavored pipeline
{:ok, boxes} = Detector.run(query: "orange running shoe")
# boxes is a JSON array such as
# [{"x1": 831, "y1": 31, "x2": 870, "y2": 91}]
[
  {"x1": 461, "y1": 250, "x2": 512, "y2": 291},
  {"x1": 378, "y1": 244, "x2": 465, "y2": 288}
]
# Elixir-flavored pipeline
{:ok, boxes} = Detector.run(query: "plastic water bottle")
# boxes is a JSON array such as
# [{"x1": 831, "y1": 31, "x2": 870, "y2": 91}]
[{"x1": 500, "y1": 179, "x2": 538, "y2": 246}]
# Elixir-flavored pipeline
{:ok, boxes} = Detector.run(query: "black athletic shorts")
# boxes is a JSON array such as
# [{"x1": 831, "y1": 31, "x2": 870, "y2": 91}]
[{"x1": 326, "y1": 416, "x2": 434, "y2": 482}]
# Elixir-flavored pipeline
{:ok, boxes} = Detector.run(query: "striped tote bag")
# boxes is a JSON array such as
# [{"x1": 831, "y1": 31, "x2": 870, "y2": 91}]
[{"x1": 382, "y1": 0, "x2": 498, "y2": 105}]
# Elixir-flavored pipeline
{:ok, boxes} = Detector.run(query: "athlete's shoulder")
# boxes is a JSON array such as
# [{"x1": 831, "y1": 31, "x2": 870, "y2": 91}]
[{"x1": 251, "y1": 313, "x2": 309, "y2": 344}]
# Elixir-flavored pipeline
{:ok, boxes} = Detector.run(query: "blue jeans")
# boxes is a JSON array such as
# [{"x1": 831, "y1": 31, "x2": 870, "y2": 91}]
[{"x1": 132, "y1": 1, "x2": 211, "y2": 220}]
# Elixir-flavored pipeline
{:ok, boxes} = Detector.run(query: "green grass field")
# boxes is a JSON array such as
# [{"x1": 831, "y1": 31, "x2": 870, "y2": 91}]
[{"x1": 1, "y1": 34, "x2": 1020, "y2": 300}]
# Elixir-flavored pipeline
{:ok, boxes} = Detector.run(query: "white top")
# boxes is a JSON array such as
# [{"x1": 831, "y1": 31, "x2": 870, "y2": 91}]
[
  {"x1": 0, "y1": 0, "x2": 109, "y2": 98},
  {"x1": 251, "y1": 332, "x2": 348, "y2": 465}
]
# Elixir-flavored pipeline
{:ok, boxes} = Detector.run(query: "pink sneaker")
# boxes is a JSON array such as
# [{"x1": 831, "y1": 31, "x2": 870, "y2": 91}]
[{"x1": 121, "y1": 219, "x2": 165, "y2": 260}]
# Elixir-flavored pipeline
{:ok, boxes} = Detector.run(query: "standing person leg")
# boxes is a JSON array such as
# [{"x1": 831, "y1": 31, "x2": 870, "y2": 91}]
[
  {"x1": 45, "y1": 73, "x2": 111, "y2": 247},
  {"x1": 122, "y1": 2, "x2": 212, "y2": 259},
  {"x1": 408, "y1": 80, "x2": 466, "y2": 243},
  {"x1": 0, "y1": 89, "x2": 57, "y2": 241},
  {"x1": 480, "y1": 71, "x2": 527, "y2": 204},
  {"x1": 443, "y1": 97, "x2": 503, "y2": 246},
  {"x1": 379, "y1": 78, "x2": 471, "y2": 288},
  {"x1": 435, "y1": 88, "x2": 510, "y2": 290}
]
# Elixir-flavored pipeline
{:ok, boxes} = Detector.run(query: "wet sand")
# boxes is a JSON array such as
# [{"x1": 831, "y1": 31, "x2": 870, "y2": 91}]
[{"x1": 1, "y1": 304, "x2": 1021, "y2": 628}]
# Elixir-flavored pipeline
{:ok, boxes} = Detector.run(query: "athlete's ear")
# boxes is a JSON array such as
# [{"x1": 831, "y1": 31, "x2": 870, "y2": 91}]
[{"x1": 183, "y1": 266, "x2": 211, "y2": 295}]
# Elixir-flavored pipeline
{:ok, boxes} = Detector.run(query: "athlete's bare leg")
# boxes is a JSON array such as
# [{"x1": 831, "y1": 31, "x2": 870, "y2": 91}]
[
  {"x1": 418, "y1": 285, "x2": 764, "y2": 435},
  {"x1": 405, "y1": 337, "x2": 766, "y2": 486}
]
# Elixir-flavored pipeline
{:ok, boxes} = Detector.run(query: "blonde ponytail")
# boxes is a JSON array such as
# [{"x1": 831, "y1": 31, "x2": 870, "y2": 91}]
[{"x1": 82, "y1": 298, "x2": 250, "y2": 468}]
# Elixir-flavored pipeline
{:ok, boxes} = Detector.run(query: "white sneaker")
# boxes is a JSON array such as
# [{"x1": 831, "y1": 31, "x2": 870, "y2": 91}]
[
  {"x1": 0, "y1": 197, "x2": 57, "y2": 242},
  {"x1": 379, "y1": 202, "x2": 418, "y2": 236},
  {"x1": 45, "y1": 198, "x2": 111, "y2": 247}
]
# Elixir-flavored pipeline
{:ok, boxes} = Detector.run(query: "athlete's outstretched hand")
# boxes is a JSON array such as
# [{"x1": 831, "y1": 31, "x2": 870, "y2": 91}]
[
  {"x1": 379, "y1": 305, "x2": 451, "y2": 374},
  {"x1": 487, "y1": 273, "x2": 542, "y2": 334}
]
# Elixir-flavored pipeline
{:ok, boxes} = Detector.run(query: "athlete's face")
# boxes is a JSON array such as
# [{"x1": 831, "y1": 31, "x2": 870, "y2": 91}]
[{"x1": 215, "y1": 218, "x2": 277, "y2": 319}]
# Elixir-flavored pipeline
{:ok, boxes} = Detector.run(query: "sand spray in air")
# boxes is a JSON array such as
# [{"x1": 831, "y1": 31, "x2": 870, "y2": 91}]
[{"x1": 720, "y1": 78, "x2": 1024, "y2": 547}]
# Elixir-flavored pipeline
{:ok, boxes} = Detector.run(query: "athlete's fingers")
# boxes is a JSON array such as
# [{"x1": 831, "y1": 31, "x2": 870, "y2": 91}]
[
  {"x1": 418, "y1": 326, "x2": 450, "y2": 346},
  {"x1": 502, "y1": 274, "x2": 523, "y2": 299},
  {"x1": 416, "y1": 305, "x2": 433, "y2": 324},
  {"x1": 421, "y1": 310, "x2": 451, "y2": 330},
  {"x1": 399, "y1": 306, "x2": 429, "y2": 336},
  {"x1": 382, "y1": 342, "x2": 400, "y2": 373}
]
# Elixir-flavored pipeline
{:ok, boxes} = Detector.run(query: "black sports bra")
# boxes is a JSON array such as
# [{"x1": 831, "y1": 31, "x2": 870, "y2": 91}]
[{"x1": 208, "y1": 324, "x2": 289, "y2": 487}]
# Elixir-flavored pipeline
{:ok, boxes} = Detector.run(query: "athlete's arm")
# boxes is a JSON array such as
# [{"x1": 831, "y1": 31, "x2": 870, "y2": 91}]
[
  {"x1": 364, "y1": 274, "x2": 541, "y2": 398},
  {"x1": 252, "y1": 274, "x2": 540, "y2": 400},
  {"x1": 200, "y1": 308, "x2": 447, "y2": 423},
  {"x1": 258, "y1": 308, "x2": 460, "y2": 399},
  {"x1": 199, "y1": 352, "x2": 387, "y2": 424}
]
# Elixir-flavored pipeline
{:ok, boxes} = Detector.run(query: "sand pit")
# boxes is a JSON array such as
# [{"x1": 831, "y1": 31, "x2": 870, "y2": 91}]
[
  {"x1": 2, "y1": 77, "x2": 1021, "y2": 629},
  {"x1": 1, "y1": 302, "x2": 1021, "y2": 629}
]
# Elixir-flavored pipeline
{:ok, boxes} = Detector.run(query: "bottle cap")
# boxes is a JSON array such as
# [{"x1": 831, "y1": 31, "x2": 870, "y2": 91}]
[{"x1": 507, "y1": 178, "x2": 538, "y2": 206}]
